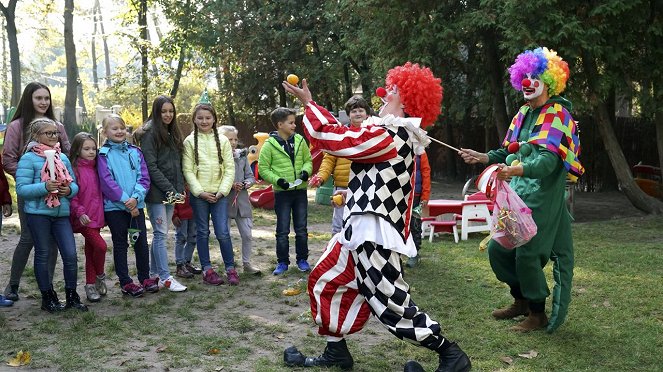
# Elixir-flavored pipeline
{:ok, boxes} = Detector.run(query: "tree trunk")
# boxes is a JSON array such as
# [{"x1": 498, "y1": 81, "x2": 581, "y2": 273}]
[
  {"x1": 482, "y1": 30, "x2": 509, "y2": 140},
  {"x1": 2, "y1": 18, "x2": 8, "y2": 109},
  {"x1": 63, "y1": 0, "x2": 78, "y2": 132},
  {"x1": 0, "y1": 0, "x2": 20, "y2": 107},
  {"x1": 170, "y1": 46, "x2": 186, "y2": 98},
  {"x1": 343, "y1": 60, "x2": 352, "y2": 99},
  {"x1": 95, "y1": 0, "x2": 111, "y2": 88},
  {"x1": 138, "y1": 0, "x2": 148, "y2": 122},
  {"x1": 91, "y1": 5, "x2": 99, "y2": 92},
  {"x1": 582, "y1": 51, "x2": 663, "y2": 214},
  {"x1": 215, "y1": 63, "x2": 236, "y2": 127},
  {"x1": 654, "y1": 81, "x2": 663, "y2": 170},
  {"x1": 311, "y1": 35, "x2": 333, "y2": 110}
]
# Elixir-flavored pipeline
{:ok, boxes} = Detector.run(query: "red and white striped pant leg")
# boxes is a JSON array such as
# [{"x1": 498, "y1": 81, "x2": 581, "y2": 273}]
[
  {"x1": 308, "y1": 236, "x2": 372, "y2": 337},
  {"x1": 353, "y1": 242, "x2": 447, "y2": 351}
]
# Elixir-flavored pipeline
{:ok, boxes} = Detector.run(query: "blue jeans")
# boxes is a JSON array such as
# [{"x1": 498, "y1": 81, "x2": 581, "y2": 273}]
[
  {"x1": 175, "y1": 219, "x2": 197, "y2": 264},
  {"x1": 105, "y1": 210, "x2": 150, "y2": 286},
  {"x1": 190, "y1": 195, "x2": 235, "y2": 271},
  {"x1": 26, "y1": 214, "x2": 78, "y2": 291},
  {"x1": 147, "y1": 203, "x2": 174, "y2": 279},
  {"x1": 274, "y1": 189, "x2": 308, "y2": 265}
]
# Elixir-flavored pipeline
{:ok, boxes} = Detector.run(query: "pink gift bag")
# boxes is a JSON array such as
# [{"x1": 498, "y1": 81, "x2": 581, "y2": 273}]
[{"x1": 491, "y1": 180, "x2": 537, "y2": 249}]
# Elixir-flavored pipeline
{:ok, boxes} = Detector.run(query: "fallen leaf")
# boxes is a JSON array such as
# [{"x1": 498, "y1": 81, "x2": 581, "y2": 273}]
[
  {"x1": 7, "y1": 350, "x2": 31, "y2": 367},
  {"x1": 208, "y1": 348, "x2": 221, "y2": 355},
  {"x1": 500, "y1": 356, "x2": 513, "y2": 365},
  {"x1": 156, "y1": 345, "x2": 167, "y2": 353},
  {"x1": 518, "y1": 350, "x2": 539, "y2": 359}
]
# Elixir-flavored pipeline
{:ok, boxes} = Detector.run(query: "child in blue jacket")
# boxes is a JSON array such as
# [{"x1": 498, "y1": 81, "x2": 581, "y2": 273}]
[
  {"x1": 97, "y1": 114, "x2": 153, "y2": 297},
  {"x1": 16, "y1": 118, "x2": 87, "y2": 312}
]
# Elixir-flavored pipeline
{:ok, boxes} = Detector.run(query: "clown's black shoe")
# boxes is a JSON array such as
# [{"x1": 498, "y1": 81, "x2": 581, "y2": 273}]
[
  {"x1": 404, "y1": 360, "x2": 425, "y2": 372},
  {"x1": 284, "y1": 339, "x2": 354, "y2": 370},
  {"x1": 437, "y1": 342, "x2": 471, "y2": 372}
]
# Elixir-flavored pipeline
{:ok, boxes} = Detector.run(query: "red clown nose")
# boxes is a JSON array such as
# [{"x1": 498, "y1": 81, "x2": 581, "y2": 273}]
[
  {"x1": 521, "y1": 78, "x2": 531, "y2": 88},
  {"x1": 375, "y1": 87, "x2": 387, "y2": 98}
]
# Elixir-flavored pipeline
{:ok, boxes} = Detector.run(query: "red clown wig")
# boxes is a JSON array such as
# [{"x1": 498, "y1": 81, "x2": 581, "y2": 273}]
[{"x1": 385, "y1": 62, "x2": 443, "y2": 128}]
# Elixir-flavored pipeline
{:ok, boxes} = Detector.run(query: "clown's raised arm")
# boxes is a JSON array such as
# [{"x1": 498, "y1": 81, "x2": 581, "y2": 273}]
[{"x1": 302, "y1": 101, "x2": 397, "y2": 163}]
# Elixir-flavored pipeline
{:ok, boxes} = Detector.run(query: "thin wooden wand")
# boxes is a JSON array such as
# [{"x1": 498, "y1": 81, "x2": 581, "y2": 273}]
[{"x1": 427, "y1": 135, "x2": 481, "y2": 161}]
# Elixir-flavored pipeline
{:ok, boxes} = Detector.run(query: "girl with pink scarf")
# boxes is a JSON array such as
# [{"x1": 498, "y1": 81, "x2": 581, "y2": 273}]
[{"x1": 15, "y1": 119, "x2": 87, "y2": 313}]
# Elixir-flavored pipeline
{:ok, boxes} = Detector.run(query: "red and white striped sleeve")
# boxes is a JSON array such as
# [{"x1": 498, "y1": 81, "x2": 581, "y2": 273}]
[{"x1": 302, "y1": 101, "x2": 397, "y2": 163}]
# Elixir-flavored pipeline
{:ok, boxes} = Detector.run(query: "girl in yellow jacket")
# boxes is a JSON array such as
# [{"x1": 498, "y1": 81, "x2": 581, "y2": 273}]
[{"x1": 182, "y1": 103, "x2": 238, "y2": 286}]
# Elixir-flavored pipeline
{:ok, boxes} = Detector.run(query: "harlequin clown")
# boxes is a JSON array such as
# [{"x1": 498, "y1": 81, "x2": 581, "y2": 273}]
[
  {"x1": 459, "y1": 47, "x2": 584, "y2": 333},
  {"x1": 281, "y1": 62, "x2": 471, "y2": 372}
]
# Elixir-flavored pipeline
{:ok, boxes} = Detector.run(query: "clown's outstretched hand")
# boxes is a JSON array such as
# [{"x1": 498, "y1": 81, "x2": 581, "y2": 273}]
[{"x1": 282, "y1": 79, "x2": 312, "y2": 105}]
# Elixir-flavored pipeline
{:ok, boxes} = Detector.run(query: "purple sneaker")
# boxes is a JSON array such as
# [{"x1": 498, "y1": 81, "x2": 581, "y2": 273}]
[
  {"x1": 203, "y1": 269, "x2": 224, "y2": 286},
  {"x1": 121, "y1": 282, "x2": 144, "y2": 297},
  {"x1": 227, "y1": 269, "x2": 240, "y2": 286},
  {"x1": 142, "y1": 278, "x2": 160, "y2": 293}
]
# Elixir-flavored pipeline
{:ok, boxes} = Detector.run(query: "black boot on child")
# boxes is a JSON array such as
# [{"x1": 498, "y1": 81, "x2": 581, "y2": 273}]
[
  {"x1": 65, "y1": 288, "x2": 89, "y2": 312},
  {"x1": 41, "y1": 290, "x2": 65, "y2": 313}
]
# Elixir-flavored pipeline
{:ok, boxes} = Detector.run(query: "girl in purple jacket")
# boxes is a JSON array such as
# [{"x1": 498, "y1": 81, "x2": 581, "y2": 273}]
[{"x1": 69, "y1": 133, "x2": 108, "y2": 302}]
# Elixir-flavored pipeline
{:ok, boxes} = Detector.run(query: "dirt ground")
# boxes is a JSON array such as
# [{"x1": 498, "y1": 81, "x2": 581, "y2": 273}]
[{"x1": 0, "y1": 181, "x2": 647, "y2": 370}]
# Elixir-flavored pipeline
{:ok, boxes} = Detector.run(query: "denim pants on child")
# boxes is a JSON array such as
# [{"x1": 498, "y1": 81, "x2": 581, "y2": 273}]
[
  {"x1": 105, "y1": 209, "x2": 150, "y2": 287},
  {"x1": 190, "y1": 195, "x2": 235, "y2": 271},
  {"x1": 26, "y1": 214, "x2": 78, "y2": 291},
  {"x1": 273, "y1": 189, "x2": 308, "y2": 265},
  {"x1": 147, "y1": 203, "x2": 175, "y2": 280},
  {"x1": 4, "y1": 197, "x2": 58, "y2": 295},
  {"x1": 175, "y1": 219, "x2": 197, "y2": 265}
]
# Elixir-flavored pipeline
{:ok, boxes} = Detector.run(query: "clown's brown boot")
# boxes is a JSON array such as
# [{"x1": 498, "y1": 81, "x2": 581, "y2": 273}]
[
  {"x1": 510, "y1": 312, "x2": 548, "y2": 332},
  {"x1": 491, "y1": 298, "x2": 529, "y2": 319}
]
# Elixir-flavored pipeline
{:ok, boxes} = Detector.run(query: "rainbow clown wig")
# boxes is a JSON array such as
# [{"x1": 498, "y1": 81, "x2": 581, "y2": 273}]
[
  {"x1": 508, "y1": 47, "x2": 570, "y2": 96},
  {"x1": 385, "y1": 62, "x2": 443, "y2": 128}
]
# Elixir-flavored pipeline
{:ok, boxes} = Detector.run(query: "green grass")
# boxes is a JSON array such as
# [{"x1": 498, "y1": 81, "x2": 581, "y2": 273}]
[{"x1": 0, "y1": 205, "x2": 661, "y2": 371}]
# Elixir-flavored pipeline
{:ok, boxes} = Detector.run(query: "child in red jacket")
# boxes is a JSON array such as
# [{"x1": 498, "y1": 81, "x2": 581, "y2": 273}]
[
  {"x1": 69, "y1": 133, "x2": 108, "y2": 302},
  {"x1": 172, "y1": 189, "x2": 200, "y2": 277}
]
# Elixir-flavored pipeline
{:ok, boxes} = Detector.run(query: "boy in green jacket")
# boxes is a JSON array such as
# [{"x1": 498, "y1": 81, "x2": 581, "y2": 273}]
[{"x1": 259, "y1": 107, "x2": 313, "y2": 275}]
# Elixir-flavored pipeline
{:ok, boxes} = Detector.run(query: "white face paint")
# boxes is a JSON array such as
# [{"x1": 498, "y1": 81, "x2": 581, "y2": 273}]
[
  {"x1": 378, "y1": 85, "x2": 405, "y2": 118},
  {"x1": 521, "y1": 74, "x2": 545, "y2": 100}
]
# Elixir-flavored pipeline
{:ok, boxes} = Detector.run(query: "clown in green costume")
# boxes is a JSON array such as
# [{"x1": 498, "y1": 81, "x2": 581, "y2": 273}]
[{"x1": 460, "y1": 47, "x2": 584, "y2": 333}]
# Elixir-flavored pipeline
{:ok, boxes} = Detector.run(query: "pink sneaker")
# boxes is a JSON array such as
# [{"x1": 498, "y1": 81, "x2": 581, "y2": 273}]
[
  {"x1": 142, "y1": 278, "x2": 159, "y2": 293},
  {"x1": 227, "y1": 268, "x2": 240, "y2": 286},
  {"x1": 203, "y1": 269, "x2": 224, "y2": 286}
]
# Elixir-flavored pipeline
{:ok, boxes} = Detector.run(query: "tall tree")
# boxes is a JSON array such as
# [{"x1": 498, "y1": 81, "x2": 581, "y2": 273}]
[
  {"x1": 91, "y1": 2, "x2": 99, "y2": 92},
  {"x1": 0, "y1": 0, "x2": 19, "y2": 107},
  {"x1": 63, "y1": 0, "x2": 79, "y2": 132},
  {"x1": 95, "y1": 0, "x2": 111, "y2": 88},
  {"x1": 136, "y1": 0, "x2": 148, "y2": 121}
]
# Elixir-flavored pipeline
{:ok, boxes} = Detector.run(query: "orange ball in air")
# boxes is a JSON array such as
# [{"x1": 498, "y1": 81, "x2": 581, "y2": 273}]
[{"x1": 287, "y1": 74, "x2": 299, "y2": 85}]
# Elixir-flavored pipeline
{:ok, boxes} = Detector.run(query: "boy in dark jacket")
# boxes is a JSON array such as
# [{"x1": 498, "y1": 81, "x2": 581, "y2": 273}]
[{"x1": 258, "y1": 107, "x2": 313, "y2": 275}]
